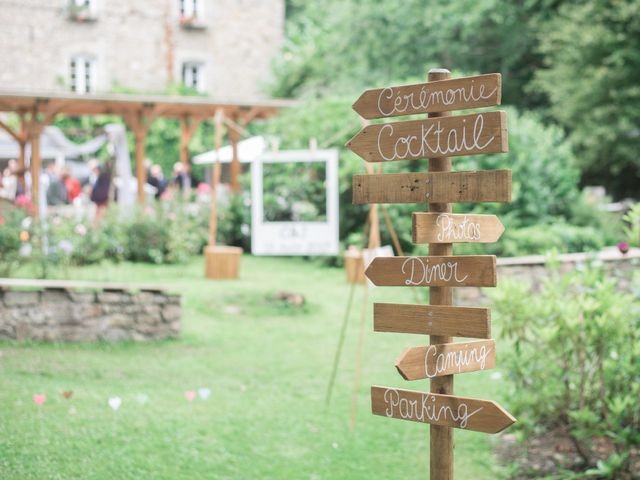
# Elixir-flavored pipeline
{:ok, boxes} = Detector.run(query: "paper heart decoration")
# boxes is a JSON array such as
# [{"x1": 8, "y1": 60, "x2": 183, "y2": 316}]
[
  {"x1": 184, "y1": 390, "x2": 196, "y2": 402},
  {"x1": 62, "y1": 390, "x2": 73, "y2": 399},
  {"x1": 135, "y1": 394, "x2": 149, "y2": 405},
  {"x1": 108, "y1": 397, "x2": 122, "y2": 410},
  {"x1": 33, "y1": 393, "x2": 46, "y2": 406},
  {"x1": 198, "y1": 388, "x2": 211, "y2": 400}
]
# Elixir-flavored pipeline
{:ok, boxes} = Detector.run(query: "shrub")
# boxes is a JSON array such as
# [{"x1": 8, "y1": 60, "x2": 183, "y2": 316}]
[
  {"x1": 491, "y1": 262, "x2": 640, "y2": 477},
  {"x1": 124, "y1": 216, "x2": 169, "y2": 264},
  {"x1": 0, "y1": 208, "x2": 25, "y2": 276}
]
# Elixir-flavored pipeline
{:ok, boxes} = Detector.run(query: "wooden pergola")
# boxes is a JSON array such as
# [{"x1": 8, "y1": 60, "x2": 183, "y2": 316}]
[{"x1": 0, "y1": 91, "x2": 296, "y2": 218}]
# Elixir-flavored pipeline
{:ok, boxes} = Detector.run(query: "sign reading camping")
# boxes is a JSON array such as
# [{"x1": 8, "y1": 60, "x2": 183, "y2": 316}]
[{"x1": 348, "y1": 69, "x2": 515, "y2": 479}]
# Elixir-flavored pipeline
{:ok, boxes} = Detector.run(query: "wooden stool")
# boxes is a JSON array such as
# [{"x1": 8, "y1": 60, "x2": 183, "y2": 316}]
[
  {"x1": 344, "y1": 248, "x2": 366, "y2": 284},
  {"x1": 204, "y1": 245, "x2": 242, "y2": 279}
]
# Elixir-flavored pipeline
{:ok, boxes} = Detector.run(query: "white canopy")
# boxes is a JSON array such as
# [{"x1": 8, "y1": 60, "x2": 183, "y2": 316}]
[{"x1": 192, "y1": 136, "x2": 268, "y2": 165}]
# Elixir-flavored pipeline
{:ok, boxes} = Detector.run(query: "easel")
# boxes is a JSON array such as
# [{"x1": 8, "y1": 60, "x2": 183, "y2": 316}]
[{"x1": 324, "y1": 160, "x2": 412, "y2": 429}]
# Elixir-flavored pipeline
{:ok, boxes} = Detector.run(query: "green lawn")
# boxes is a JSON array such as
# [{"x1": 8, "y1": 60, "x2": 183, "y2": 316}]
[{"x1": 0, "y1": 256, "x2": 511, "y2": 479}]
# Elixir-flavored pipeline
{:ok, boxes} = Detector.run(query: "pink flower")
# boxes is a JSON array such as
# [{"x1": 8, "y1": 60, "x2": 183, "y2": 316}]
[
  {"x1": 75, "y1": 224, "x2": 87, "y2": 236},
  {"x1": 618, "y1": 241, "x2": 630, "y2": 254}
]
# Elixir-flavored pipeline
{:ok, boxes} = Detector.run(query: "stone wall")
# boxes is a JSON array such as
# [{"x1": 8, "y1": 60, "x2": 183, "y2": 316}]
[
  {"x1": 455, "y1": 248, "x2": 639, "y2": 306},
  {"x1": 0, "y1": 283, "x2": 181, "y2": 342},
  {"x1": 0, "y1": 0, "x2": 284, "y2": 98}
]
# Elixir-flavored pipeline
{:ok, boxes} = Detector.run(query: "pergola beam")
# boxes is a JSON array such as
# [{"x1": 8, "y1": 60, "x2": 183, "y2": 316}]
[{"x1": 0, "y1": 91, "x2": 295, "y2": 212}]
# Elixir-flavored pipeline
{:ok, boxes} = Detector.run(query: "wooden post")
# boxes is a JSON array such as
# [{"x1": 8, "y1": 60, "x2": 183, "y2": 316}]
[
  {"x1": 229, "y1": 123, "x2": 241, "y2": 192},
  {"x1": 209, "y1": 109, "x2": 224, "y2": 247},
  {"x1": 204, "y1": 108, "x2": 242, "y2": 279},
  {"x1": 29, "y1": 125, "x2": 42, "y2": 218},
  {"x1": 179, "y1": 115, "x2": 202, "y2": 167},
  {"x1": 133, "y1": 128, "x2": 146, "y2": 204},
  {"x1": 125, "y1": 108, "x2": 160, "y2": 205},
  {"x1": 427, "y1": 68, "x2": 454, "y2": 480},
  {"x1": 17, "y1": 118, "x2": 27, "y2": 192}
]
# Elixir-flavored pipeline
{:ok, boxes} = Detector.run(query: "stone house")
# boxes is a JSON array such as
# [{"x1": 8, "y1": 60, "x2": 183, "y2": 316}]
[{"x1": 0, "y1": 0, "x2": 284, "y2": 98}]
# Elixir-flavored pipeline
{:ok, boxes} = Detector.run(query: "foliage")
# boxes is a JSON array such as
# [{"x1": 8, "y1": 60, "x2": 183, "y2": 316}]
[
  {"x1": 277, "y1": 0, "x2": 639, "y2": 200},
  {"x1": 456, "y1": 223, "x2": 605, "y2": 258},
  {"x1": 216, "y1": 191, "x2": 252, "y2": 251},
  {"x1": 261, "y1": 99, "x2": 601, "y2": 255},
  {"x1": 456, "y1": 107, "x2": 581, "y2": 227},
  {"x1": 622, "y1": 203, "x2": 640, "y2": 247},
  {"x1": 534, "y1": 0, "x2": 640, "y2": 199},
  {"x1": 492, "y1": 262, "x2": 640, "y2": 477},
  {"x1": 276, "y1": 0, "x2": 549, "y2": 108},
  {"x1": 0, "y1": 208, "x2": 25, "y2": 276}
]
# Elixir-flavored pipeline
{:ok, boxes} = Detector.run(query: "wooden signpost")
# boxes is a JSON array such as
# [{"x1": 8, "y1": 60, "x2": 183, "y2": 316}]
[
  {"x1": 395, "y1": 340, "x2": 496, "y2": 380},
  {"x1": 348, "y1": 69, "x2": 515, "y2": 479},
  {"x1": 373, "y1": 303, "x2": 491, "y2": 339},
  {"x1": 412, "y1": 213, "x2": 505, "y2": 244},
  {"x1": 365, "y1": 255, "x2": 497, "y2": 287},
  {"x1": 352, "y1": 169, "x2": 512, "y2": 205},
  {"x1": 352, "y1": 73, "x2": 502, "y2": 119},
  {"x1": 370, "y1": 386, "x2": 515, "y2": 434}
]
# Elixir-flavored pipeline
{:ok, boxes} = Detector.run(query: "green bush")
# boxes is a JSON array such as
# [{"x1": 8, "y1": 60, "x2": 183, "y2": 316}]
[
  {"x1": 124, "y1": 216, "x2": 169, "y2": 264},
  {"x1": 492, "y1": 262, "x2": 640, "y2": 477},
  {"x1": 0, "y1": 207, "x2": 25, "y2": 276}
]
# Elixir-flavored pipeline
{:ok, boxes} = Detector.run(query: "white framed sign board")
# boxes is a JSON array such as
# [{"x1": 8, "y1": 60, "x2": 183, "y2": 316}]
[{"x1": 251, "y1": 149, "x2": 339, "y2": 256}]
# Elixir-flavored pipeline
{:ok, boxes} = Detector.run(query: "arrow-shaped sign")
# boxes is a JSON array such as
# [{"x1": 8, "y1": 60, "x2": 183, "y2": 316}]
[
  {"x1": 412, "y1": 213, "x2": 505, "y2": 244},
  {"x1": 365, "y1": 255, "x2": 496, "y2": 287},
  {"x1": 374, "y1": 303, "x2": 491, "y2": 338},
  {"x1": 395, "y1": 340, "x2": 496, "y2": 380},
  {"x1": 346, "y1": 111, "x2": 507, "y2": 163},
  {"x1": 352, "y1": 169, "x2": 512, "y2": 205},
  {"x1": 352, "y1": 73, "x2": 502, "y2": 119},
  {"x1": 371, "y1": 386, "x2": 515, "y2": 433}
]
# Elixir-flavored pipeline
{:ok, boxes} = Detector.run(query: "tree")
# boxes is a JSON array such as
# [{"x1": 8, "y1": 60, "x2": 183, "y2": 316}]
[{"x1": 534, "y1": 0, "x2": 640, "y2": 199}]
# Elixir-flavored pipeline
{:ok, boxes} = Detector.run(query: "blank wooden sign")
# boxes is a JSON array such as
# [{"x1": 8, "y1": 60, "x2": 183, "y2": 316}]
[
  {"x1": 346, "y1": 111, "x2": 507, "y2": 163},
  {"x1": 412, "y1": 212, "x2": 505, "y2": 244},
  {"x1": 395, "y1": 340, "x2": 496, "y2": 380},
  {"x1": 352, "y1": 169, "x2": 512, "y2": 205},
  {"x1": 365, "y1": 255, "x2": 496, "y2": 287},
  {"x1": 373, "y1": 303, "x2": 491, "y2": 339},
  {"x1": 352, "y1": 73, "x2": 502, "y2": 119},
  {"x1": 371, "y1": 386, "x2": 516, "y2": 434}
]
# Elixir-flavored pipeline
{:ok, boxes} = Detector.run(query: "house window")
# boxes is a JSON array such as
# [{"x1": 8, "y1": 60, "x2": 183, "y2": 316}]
[
  {"x1": 179, "y1": 0, "x2": 203, "y2": 20},
  {"x1": 181, "y1": 62, "x2": 204, "y2": 92},
  {"x1": 70, "y1": 56, "x2": 95, "y2": 94},
  {"x1": 68, "y1": 0, "x2": 98, "y2": 21}
]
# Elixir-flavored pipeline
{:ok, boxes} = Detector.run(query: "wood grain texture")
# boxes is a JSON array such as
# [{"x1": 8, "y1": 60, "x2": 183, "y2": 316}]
[
  {"x1": 364, "y1": 255, "x2": 496, "y2": 287},
  {"x1": 395, "y1": 340, "x2": 496, "y2": 380},
  {"x1": 373, "y1": 303, "x2": 491, "y2": 338},
  {"x1": 412, "y1": 212, "x2": 505, "y2": 244},
  {"x1": 371, "y1": 386, "x2": 515, "y2": 434},
  {"x1": 346, "y1": 111, "x2": 507, "y2": 163},
  {"x1": 352, "y1": 73, "x2": 501, "y2": 119},
  {"x1": 352, "y1": 169, "x2": 512, "y2": 205}
]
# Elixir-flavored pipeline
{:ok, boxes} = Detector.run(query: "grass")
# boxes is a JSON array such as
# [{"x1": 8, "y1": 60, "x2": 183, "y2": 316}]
[{"x1": 0, "y1": 256, "x2": 511, "y2": 479}]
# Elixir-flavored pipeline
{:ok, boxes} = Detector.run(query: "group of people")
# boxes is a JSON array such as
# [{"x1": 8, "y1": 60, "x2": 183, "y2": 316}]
[
  {"x1": 146, "y1": 161, "x2": 200, "y2": 200},
  {"x1": 0, "y1": 159, "x2": 23, "y2": 201},
  {"x1": 1, "y1": 157, "x2": 203, "y2": 220}
]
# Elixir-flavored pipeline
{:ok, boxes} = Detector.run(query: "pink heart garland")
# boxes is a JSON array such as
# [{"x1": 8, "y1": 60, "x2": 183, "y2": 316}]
[
  {"x1": 33, "y1": 393, "x2": 46, "y2": 406},
  {"x1": 184, "y1": 390, "x2": 196, "y2": 402}
]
